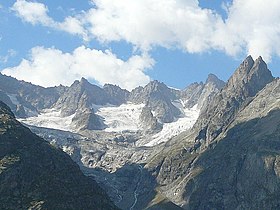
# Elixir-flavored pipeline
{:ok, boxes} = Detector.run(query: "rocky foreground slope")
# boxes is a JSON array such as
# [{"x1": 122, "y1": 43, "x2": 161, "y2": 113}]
[{"x1": 0, "y1": 101, "x2": 118, "y2": 210}]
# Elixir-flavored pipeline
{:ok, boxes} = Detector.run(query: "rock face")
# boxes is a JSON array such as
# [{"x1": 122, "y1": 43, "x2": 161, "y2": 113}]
[
  {"x1": 103, "y1": 84, "x2": 130, "y2": 105},
  {"x1": 3, "y1": 55, "x2": 279, "y2": 210},
  {"x1": 0, "y1": 101, "x2": 118, "y2": 210},
  {"x1": 144, "y1": 56, "x2": 280, "y2": 209},
  {"x1": 0, "y1": 73, "x2": 66, "y2": 117},
  {"x1": 53, "y1": 78, "x2": 114, "y2": 130},
  {"x1": 195, "y1": 55, "x2": 274, "y2": 146},
  {"x1": 130, "y1": 80, "x2": 181, "y2": 123},
  {"x1": 184, "y1": 79, "x2": 280, "y2": 210},
  {"x1": 139, "y1": 106, "x2": 162, "y2": 133},
  {"x1": 180, "y1": 82, "x2": 204, "y2": 108},
  {"x1": 72, "y1": 107, "x2": 105, "y2": 130},
  {"x1": 54, "y1": 78, "x2": 111, "y2": 116},
  {"x1": 181, "y1": 74, "x2": 225, "y2": 110}
]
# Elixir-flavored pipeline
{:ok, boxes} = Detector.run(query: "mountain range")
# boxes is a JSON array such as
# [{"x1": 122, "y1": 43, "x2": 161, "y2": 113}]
[{"x1": 0, "y1": 55, "x2": 280, "y2": 209}]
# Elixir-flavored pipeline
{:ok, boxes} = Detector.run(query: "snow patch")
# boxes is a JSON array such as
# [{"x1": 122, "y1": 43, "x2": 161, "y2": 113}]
[
  {"x1": 19, "y1": 109, "x2": 75, "y2": 131},
  {"x1": 168, "y1": 86, "x2": 181, "y2": 91},
  {"x1": 145, "y1": 104, "x2": 199, "y2": 147},
  {"x1": 95, "y1": 102, "x2": 145, "y2": 132},
  {"x1": 7, "y1": 94, "x2": 20, "y2": 105}
]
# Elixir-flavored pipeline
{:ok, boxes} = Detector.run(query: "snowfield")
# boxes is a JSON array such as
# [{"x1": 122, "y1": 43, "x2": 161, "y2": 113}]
[
  {"x1": 145, "y1": 104, "x2": 199, "y2": 147},
  {"x1": 19, "y1": 101, "x2": 199, "y2": 146},
  {"x1": 95, "y1": 103, "x2": 145, "y2": 132},
  {"x1": 19, "y1": 109, "x2": 75, "y2": 132}
]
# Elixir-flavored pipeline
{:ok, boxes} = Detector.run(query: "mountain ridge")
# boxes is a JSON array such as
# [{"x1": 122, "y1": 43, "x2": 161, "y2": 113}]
[{"x1": 1, "y1": 55, "x2": 279, "y2": 210}]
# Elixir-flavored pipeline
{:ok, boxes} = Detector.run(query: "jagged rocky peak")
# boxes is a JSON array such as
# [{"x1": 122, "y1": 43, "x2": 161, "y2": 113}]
[
  {"x1": 205, "y1": 73, "x2": 225, "y2": 89},
  {"x1": 225, "y1": 55, "x2": 273, "y2": 98},
  {"x1": 195, "y1": 55, "x2": 274, "y2": 145},
  {"x1": 146, "y1": 80, "x2": 167, "y2": 91},
  {"x1": 129, "y1": 80, "x2": 177, "y2": 104},
  {"x1": 103, "y1": 83, "x2": 130, "y2": 105},
  {"x1": 223, "y1": 55, "x2": 254, "y2": 92},
  {"x1": 74, "y1": 77, "x2": 102, "y2": 92},
  {"x1": 180, "y1": 82, "x2": 204, "y2": 108},
  {"x1": 80, "y1": 76, "x2": 89, "y2": 83},
  {"x1": 195, "y1": 74, "x2": 225, "y2": 111},
  {"x1": 78, "y1": 77, "x2": 95, "y2": 89},
  {"x1": 54, "y1": 77, "x2": 110, "y2": 116},
  {"x1": 129, "y1": 80, "x2": 181, "y2": 124},
  {"x1": 129, "y1": 86, "x2": 144, "y2": 104},
  {"x1": 146, "y1": 80, "x2": 178, "y2": 98},
  {"x1": 180, "y1": 73, "x2": 225, "y2": 109},
  {"x1": 0, "y1": 72, "x2": 66, "y2": 116}
]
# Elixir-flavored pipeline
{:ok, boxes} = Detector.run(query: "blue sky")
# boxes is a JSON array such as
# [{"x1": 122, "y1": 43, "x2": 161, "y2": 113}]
[{"x1": 0, "y1": 0, "x2": 279, "y2": 90}]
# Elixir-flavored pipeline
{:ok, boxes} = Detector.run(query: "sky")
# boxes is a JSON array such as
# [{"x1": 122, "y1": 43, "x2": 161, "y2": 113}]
[{"x1": 0, "y1": 0, "x2": 280, "y2": 90}]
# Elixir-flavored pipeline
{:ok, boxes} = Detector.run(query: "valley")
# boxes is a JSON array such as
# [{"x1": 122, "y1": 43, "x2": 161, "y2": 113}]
[{"x1": 1, "y1": 56, "x2": 280, "y2": 209}]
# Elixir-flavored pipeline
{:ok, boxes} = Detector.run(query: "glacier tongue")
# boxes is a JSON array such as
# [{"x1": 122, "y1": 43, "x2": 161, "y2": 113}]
[
  {"x1": 18, "y1": 109, "x2": 75, "y2": 132},
  {"x1": 145, "y1": 104, "x2": 199, "y2": 147},
  {"x1": 95, "y1": 103, "x2": 145, "y2": 132}
]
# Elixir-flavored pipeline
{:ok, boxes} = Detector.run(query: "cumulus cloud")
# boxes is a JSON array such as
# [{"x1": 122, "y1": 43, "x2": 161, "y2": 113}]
[
  {"x1": 2, "y1": 46, "x2": 153, "y2": 90},
  {"x1": 12, "y1": 0, "x2": 88, "y2": 40},
  {"x1": 87, "y1": 0, "x2": 280, "y2": 60},
  {"x1": 11, "y1": 0, "x2": 280, "y2": 61},
  {"x1": 12, "y1": 0, "x2": 53, "y2": 25},
  {"x1": 85, "y1": 0, "x2": 223, "y2": 52},
  {"x1": 216, "y1": 0, "x2": 280, "y2": 61}
]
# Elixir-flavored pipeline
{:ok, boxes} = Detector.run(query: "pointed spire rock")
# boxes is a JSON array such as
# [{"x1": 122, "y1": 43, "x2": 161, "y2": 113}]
[
  {"x1": 79, "y1": 77, "x2": 91, "y2": 86},
  {"x1": 206, "y1": 73, "x2": 219, "y2": 83},
  {"x1": 225, "y1": 55, "x2": 273, "y2": 98},
  {"x1": 80, "y1": 77, "x2": 88, "y2": 82},
  {"x1": 194, "y1": 56, "x2": 274, "y2": 144},
  {"x1": 205, "y1": 73, "x2": 225, "y2": 90},
  {"x1": 246, "y1": 54, "x2": 254, "y2": 61}
]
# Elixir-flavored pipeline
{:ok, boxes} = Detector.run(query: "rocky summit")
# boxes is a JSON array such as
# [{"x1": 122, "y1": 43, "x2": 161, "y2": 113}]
[{"x1": 0, "y1": 56, "x2": 280, "y2": 210}]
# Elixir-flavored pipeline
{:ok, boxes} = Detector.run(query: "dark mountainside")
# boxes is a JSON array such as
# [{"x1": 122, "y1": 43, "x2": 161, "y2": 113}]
[{"x1": 0, "y1": 101, "x2": 118, "y2": 210}]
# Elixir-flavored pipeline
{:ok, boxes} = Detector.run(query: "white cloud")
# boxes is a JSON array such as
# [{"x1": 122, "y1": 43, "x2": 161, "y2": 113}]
[
  {"x1": 215, "y1": 0, "x2": 280, "y2": 61},
  {"x1": 1, "y1": 46, "x2": 153, "y2": 90},
  {"x1": 86, "y1": 0, "x2": 280, "y2": 61},
  {"x1": 12, "y1": 0, "x2": 88, "y2": 40},
  {"x1": 12, "y1": 0, "x2": 53, "y2": 25},
  {"x1": 86, "y1": 0, "x2": 223, "y2": 52},
  {"x1": 11, "y1": 0, "x2": 280, "y2": 61}
]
